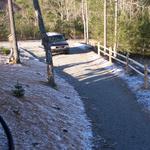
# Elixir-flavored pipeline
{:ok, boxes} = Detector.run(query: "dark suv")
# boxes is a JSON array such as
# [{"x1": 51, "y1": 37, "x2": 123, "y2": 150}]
[{"x1": 44, "y1": 32, "x2": 69, "y2": 54}]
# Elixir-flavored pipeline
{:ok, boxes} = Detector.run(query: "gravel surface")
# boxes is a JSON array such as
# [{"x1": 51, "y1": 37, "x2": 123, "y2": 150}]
[
  {"x1": 2, "y1": 40, "x2": 150, "y2": 150},
  {"x1": 52, "y1": 44, "x2": 150, "y2": 150}
]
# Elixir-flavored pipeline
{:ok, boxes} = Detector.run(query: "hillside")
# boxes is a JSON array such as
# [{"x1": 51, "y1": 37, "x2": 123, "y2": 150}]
[{"x1": 0, "y1": 49, "x2": 92, "y2": 149}]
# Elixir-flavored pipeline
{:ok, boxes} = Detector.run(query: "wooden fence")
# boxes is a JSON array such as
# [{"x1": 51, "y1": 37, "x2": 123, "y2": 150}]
[{"x1": 90, "y1": 41, "x2": 149, "y2": 89}]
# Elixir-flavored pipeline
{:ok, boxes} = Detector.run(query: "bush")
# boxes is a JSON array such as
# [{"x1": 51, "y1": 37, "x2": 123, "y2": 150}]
[
  {"x1": 12, "y1": 81, "x2": 25, "y2": 98},
  {"x1": 0, "y1": 47, "x2": 10, "y2": 55}
]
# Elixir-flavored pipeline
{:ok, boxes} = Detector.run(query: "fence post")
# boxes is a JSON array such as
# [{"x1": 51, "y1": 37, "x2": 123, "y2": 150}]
[
  {"x1": 144, "y1": 64, "x2": 148, "y2": 89},
  {"x1": 126, "y1": 52, "x2": 129, "y2": 73},
  {"x1": 98, "y1": 42, "x2": 100, "y2": 56},
  {"x1": 109, "y1": 47, "x2": 112, "y2": 63},
  {"x1": 113, "y1": 47, "x2": 117, "y2": 57}
]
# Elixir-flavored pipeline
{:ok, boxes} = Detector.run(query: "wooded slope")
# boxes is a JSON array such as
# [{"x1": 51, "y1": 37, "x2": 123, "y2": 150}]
[{"x1": 0, "y1": 0, "x2": 150, "y2": 54}]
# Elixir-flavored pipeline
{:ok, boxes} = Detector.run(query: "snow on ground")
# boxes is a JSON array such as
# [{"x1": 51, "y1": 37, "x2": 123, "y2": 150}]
[
  {"x1": 89, "y1": 48, "x2": 150, "y2": 112},
  {"x1": 111, "y1": 63, "x2": 150, "y2": 111},
  {"x1": 1, "y1": 41, "x2": 150, "y2": 149},
  {"x1": 71, "y1": 43, "x2": 150, "y2": 112},
  {"x1": 0, "y1": 50, "x2": 92, "y2": 149},
  {"x1": 118, "y1": 70, "x2": 150, "y2": 110}
]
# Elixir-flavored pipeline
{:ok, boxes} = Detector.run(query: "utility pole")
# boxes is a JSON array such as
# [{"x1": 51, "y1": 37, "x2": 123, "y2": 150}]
[
  {"x1": 33, "y1": 0, "x2": 55, "y2": 87},
  {"x1": 114, "y1": 0, "x2": 118, "y2": 56},
  {"x1": 104, "y1": 0, "x2": 107, "y2": 53},
  {"x1": 8, "y1": 0, "x2": 20, "y2": 63}
]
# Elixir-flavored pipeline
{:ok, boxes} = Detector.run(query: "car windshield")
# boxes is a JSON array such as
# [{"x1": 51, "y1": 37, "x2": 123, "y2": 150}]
[{"x1": 48, "y1": 35, "x2": 65, "y2": 43}]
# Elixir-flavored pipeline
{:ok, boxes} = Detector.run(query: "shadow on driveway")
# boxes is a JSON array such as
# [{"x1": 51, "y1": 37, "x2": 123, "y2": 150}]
[
  {"x1": 21, "y1": 43, "x2": 150, "y2": 150},
  {"x1": 54, "y1": 49, "x2": 150, "y2": 150}
]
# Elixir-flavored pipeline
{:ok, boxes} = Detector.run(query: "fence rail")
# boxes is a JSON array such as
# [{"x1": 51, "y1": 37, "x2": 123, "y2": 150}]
[{"x1": 90, "y1": 41, "x2": 149, "y2": 89}]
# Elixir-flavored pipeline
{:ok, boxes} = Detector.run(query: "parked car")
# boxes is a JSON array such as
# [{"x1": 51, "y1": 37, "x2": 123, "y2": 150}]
[{"x1": 42, "y1": 32, "x2": 69, "y2": 54}]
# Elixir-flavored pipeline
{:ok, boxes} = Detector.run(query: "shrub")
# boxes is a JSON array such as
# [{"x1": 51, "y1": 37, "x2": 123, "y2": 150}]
[
  {"x1": 12, "y1": 81, "x2": 25, "y2": 98},
  {"x1": 0, "y1": 47, "x2": 10, "y2": 55}
]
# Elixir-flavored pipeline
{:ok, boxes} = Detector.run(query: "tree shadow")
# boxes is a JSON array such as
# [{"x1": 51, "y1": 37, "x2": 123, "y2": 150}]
[
  {"x1": 55, "y1": 59, "x2": 118, "y2": 87},
  {"x1": 54, "y1": 57, "x2": 119, "y2": 150},
  {"x1": 69, "y1": 43, "x2": 94, "y2": 54}
]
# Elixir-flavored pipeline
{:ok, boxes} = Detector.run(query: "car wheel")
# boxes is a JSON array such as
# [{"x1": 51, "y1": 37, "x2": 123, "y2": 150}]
[{"x1": 64, "y1": 48, "x2": 69, "y2": 54}]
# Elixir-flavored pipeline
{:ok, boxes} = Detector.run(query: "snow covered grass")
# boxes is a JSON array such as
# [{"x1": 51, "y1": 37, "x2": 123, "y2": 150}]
[
  {"x1": 0, "y1": 49, "x2": 92, "y2": 149},
  {"x1": 72, "y1": 43, "x2": 150, "y2": 112},
  {"x1": 93, "y1": 53, "x2": 150, "y2": 112},
  {"x1": 119, "y1": 70, "x2": 150, "y2": 110},
  {"x1": 1, "y1": 41, "x2": 150, "y2": 149}
]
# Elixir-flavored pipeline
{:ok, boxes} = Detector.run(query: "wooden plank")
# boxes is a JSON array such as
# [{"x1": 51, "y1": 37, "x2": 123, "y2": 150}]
[
  {"x1": 95, "y1": 43, "x2": 147, "y2": 78},
  {"x1": 111, "y1": 55, "x2": 126, "y2": 65},
  {"x1": 128, "y1": 58, "x2": 144, "y2": 69},
  {"x1": 129, "y1": 65, "x2": 144, "y2": 77}
]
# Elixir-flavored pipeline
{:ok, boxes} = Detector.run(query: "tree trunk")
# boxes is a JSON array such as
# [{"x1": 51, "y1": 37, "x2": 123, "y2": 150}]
[
  {"x1": 73, "y1": 0, "x2": 76, "y2": 39},
  {"x1": 33, "y1": 0, "x2": 55, "y2": 87},
  {"x1": 104, "y1": 0, "x2": 107, "y2": 52},
  {"x1": 114, "y1": 0, "x2": 118, "y2": 55},
  {"x1": 82, "y1": 0, "x2": 89, "y2": 44},
  {"x1": 85, "y1": 0, "x2": 89, "y2": 44},
  {"x1": 82, "y1": 0, "x2": 86, "y2": 43},
  {"x1": 8, "y1": 0, "x2": 20, "y2": 64},
  {"x1": 65, "y1": 0, "x2": 69, "y2": 21}
]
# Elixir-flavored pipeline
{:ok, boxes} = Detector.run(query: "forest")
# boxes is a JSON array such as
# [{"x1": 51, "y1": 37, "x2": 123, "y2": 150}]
[{"x1": 0, "y1": 0, "x2": 150, "y2": 54}]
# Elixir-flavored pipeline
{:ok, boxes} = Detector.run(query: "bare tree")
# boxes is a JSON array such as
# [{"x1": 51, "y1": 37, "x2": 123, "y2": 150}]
[
  {"x1": 114, "y1": 0, "x2": 118, "y2": 56},
  {"x1": 33, "y1": 0, "x2": 55, "y2": 87},
  {"x1": 104, "y1": 0, "x2": 107, "y2": 52},
  {"x1": 8, "y1": 0, "x2": 20, "y2": 64},
  {"x1": 64, "y1": 0, "x2": 69, "y2": 21},
  {"x1": 82, "y1": 0, "x2": 86, "y2": 42},
  {"x1": 82, "y1": 0, "x2": 89, "y2": 44},
  {"x1": 85, "y1": 0, "x2": 89, "y2": 44}
]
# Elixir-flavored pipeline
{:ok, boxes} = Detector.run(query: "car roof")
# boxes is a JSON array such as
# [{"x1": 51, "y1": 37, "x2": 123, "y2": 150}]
[{"x1": 46, "y1": 32, "x2": 63, "y2": 36}]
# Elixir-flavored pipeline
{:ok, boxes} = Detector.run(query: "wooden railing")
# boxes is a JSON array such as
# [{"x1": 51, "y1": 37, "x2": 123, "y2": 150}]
[{"x1": 90, "y1": 41, "x2": 149, "y2": 89}]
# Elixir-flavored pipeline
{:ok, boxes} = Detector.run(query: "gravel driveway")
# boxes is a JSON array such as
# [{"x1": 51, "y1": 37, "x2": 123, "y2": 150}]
[
  {"x1": 53, "y1": 43, "x2": 150, "y2": 150},
  {"x1": 3, "y1": 41, "x2": 150, "y2": 150}
]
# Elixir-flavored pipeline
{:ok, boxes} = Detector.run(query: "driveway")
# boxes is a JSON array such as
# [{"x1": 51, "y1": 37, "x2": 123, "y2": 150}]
[
  {"x1": 3, "y1": 41, "x2": 150, "y2": 150},
  {"x1": 53, "y1": 43, "x2": 150, "y2": 150}
]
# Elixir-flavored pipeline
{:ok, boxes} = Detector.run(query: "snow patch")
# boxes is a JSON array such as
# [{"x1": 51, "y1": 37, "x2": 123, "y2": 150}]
[
  {"x1": 90, "y1": 52, "x2": 150, "y2": 111},
  {"x1": 0, "y1": 49, "x2": 93, "y2": 149}
]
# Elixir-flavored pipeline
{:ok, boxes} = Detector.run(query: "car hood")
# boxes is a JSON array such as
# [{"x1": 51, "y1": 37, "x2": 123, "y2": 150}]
[{"x1": 49, "y1": 41, "x2": 69, "y2": 46}]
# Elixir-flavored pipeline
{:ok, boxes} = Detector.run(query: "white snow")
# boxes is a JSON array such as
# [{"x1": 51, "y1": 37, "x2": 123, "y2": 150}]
[
  {"x1": 119, "y1": 70, "x2": 150, "y2": 110},
  {"x1": 21, "y1": 41, "x2": 150, "y2": 115},
  {"x1": 91, "y1": 51, "x2": 150, "y2": 112},
  {"x1": 72, "y1": 42, "x2": 150, "y2": 112},
  {"x1": 0, "y1": 49, "x2": 92, "y2": 149},
  {"x1": 1, "y1": 41, "x2": 150, "y2": 149}
]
